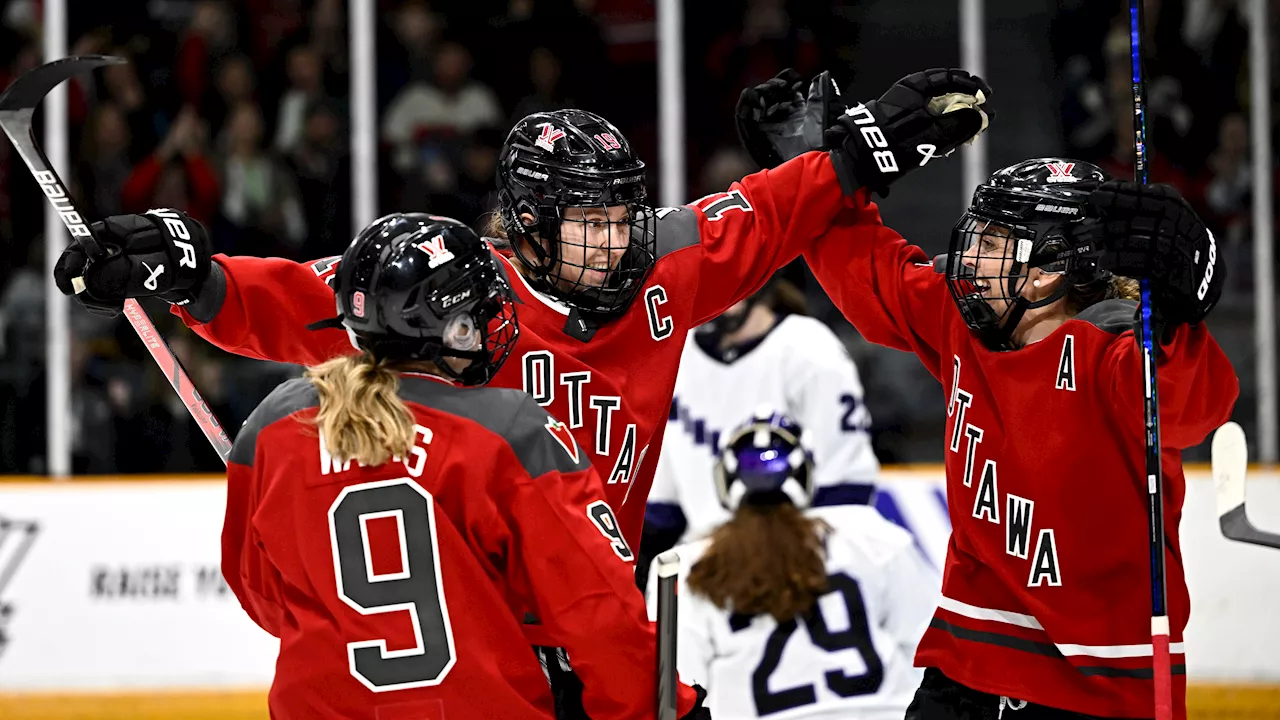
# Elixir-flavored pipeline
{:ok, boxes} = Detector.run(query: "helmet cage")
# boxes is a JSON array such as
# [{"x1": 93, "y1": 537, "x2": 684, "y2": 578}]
[
  {"x1": 945, "y1": 185, "x2": 1105, "y2": 350},
  {"x1": 497, "y1": 114, "x2": 658, "y2": 320},
  {"x1": 713, "y1": 410, "x2": 816, "y2": 512}
]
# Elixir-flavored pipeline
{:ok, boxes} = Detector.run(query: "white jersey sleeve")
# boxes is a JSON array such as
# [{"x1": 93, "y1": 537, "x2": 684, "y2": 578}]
[{"x1": 782, "y1": 317, "x2": 881, "y2": 498}]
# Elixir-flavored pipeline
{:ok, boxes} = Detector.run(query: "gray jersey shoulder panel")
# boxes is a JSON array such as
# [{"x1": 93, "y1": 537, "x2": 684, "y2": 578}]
[
  {"x1": 653, "y1": 207, "x2": 702, "y2": 259},
  {"x1": 1073, "y1": 299, "x2": 1138, "y2": 335},
  {"x1": 398, "y1": 377, "x2": 592, "y2": 478},
  {"x1": 230, "y1": 377, "x2": 320, "y2": 466}
]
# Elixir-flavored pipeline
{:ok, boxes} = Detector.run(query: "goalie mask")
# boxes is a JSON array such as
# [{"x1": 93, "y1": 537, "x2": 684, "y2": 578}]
[
  {"x1": 942, "y1": 158, "x2": 1111, "y2": 351},
  {"x1": 309, "y1": 213, "x2": 520, "y2": 386},
  {"x1": 496, "y1": 109, "x2": 657, "y2": 320},
  {"x1": 714, "y1": 408, "x2": 816, "y2": 511}
]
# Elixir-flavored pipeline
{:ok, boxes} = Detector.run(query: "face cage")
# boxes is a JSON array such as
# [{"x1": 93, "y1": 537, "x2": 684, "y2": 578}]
[
  {"x1": 509, "y1": 199, "x2": 658, "y2": 320},
  {"x1": 945, "y1": 213, "x2": 1044, "y2": 348}
]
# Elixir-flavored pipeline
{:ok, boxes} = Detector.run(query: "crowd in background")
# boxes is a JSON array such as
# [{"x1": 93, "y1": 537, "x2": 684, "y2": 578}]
[{"x1": 0, "y1": 0, "x2": 1270, "y2": 473}]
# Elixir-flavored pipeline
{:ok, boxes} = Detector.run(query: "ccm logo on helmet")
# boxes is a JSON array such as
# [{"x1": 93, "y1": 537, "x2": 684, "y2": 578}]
[
  {"x1": 844, "y1": 103, "x2": 899, "y2": 174},
  {"x1": 1198, "y1": 230, "x2": 1217, "y2": 301}
]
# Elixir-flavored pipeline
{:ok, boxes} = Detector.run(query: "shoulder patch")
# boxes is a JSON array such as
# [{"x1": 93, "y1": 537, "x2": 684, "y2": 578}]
[
  {"x1": 654, "y1": 206, "x2": 700, "y2": 258},
  {"x1": 544, "y1": 416, "x2": 580, "y2": 463},
  {"x1": 1074, "y1": 299, "x2": 1137, "y2": 335},
  {"x1": 230, "y1": 378, "x2": 320, "y2": 466},
  {"x1": 397, "y1": 378, "x2": 589, "y2": 478}
]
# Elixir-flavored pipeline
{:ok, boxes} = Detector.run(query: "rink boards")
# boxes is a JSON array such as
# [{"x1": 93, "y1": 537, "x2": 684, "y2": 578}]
[{"x1": 0, "y1": 468, "x2": 1278, "y2": 718}]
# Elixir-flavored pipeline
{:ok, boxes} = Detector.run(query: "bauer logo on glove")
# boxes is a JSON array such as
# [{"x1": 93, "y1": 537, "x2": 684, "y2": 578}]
[{"x1": 52, "y1": 209, "x2": 214, "y2": 318}]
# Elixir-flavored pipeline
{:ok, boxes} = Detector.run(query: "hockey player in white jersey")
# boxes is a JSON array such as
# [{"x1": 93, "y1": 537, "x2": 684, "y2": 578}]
[
  {"x1": 646, "y1": 410, "x2": 938, "y2": 720},
  {"x1": 643, "y1": 276, "x2": 882, "y2": 561}
]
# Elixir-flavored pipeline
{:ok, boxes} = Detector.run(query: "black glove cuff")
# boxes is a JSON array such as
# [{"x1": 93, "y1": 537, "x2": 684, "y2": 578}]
[{"x1": 162, "y1": 259, "x2": 227, "y2": 324}]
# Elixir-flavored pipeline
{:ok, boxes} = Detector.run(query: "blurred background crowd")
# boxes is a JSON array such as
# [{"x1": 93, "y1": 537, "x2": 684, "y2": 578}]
[{"x1": 0, "y1": 0, "x2": 1272, "y2": 473}]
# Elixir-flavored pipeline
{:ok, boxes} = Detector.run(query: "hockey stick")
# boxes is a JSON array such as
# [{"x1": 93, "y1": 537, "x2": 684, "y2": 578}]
[
  {"x1": 655, "y1": 550, "x2": 680, "y2": 720},
  {"x1": 0, "y1": 56, "x2": 233, "y2": 465},
  {"x1": 1127, "y1": 4, "x2": 1174, "y2": 720},
  {"x1": 1213, "y1": 422, "x2": 1280, "y2": 549}
]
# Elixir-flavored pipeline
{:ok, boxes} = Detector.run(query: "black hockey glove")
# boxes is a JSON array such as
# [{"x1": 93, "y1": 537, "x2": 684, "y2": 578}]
[
  {"x1": 826, "y1": 68, "x2": 992, "y2": 198},
  {"x1": 1080, "y1": 180, "x2": 1223, "y2": 329},
  {"x1": 52, "y1": 209, "x2": 213, "y2": 318},
  {"x1": 735, "y1": 68, "x2": 843, "y2": 169},
  {"x1": 679, "y1": 683, "x2": 712, "y2": 720}
]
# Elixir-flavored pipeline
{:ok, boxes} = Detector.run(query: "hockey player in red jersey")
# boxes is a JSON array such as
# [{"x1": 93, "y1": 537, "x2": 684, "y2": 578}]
[
  {"x1": 52, "y1": 72, "x2": 990, "y2": 557},
  {"x1": 803, "y1": 162, "x2": 1235, "y2": 720},
  {"x1": 221, "y1": 214, "x2": 709, "y2": 720},
  {"x1": 738, "y1": 72, "x2": 1238, "y2": 719}
]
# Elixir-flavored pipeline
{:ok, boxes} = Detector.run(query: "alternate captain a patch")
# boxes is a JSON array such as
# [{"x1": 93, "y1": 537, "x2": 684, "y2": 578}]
[
  {"x1": 1056, "y1": 334, "x2": 1076, "y2": 391},
  {"x1": 545, "y1": 416, "x2": 580, "y2": 463}
]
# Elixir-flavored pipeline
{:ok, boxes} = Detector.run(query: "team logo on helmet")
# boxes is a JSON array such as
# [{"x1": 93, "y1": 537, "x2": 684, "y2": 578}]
[
  {"x1": 1044, "y1": 161, "x2": 1078, "y2": 183},
  {"x1": 415, "y1": 234, "x2": 456, "y2": 269},
  {"x1": 535, "y1": 123, "x2": 566, "y2": 152}
]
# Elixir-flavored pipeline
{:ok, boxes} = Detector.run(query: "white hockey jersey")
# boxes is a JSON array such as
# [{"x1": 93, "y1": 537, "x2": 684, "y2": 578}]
[
  {"x1": 647, "y1": 315, "x2": 881, "y2": 543},
  {"x1": 645, "y1": 506, "x2": 939, "y2": 720}
]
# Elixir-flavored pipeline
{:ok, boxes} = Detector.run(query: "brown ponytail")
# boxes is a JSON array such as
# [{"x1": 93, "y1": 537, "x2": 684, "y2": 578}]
[
  {"x1": 686, "y1": 503, "x2": 831, "y2": 622},
  {"x1": 305, "y1": 352, "x2": 417, "y2": 467}
]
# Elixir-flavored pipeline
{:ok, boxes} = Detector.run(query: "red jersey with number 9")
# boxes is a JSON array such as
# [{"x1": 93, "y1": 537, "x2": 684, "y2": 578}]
[{"x1": 223, "y1": 373, "x2": 698, "y2": 719}]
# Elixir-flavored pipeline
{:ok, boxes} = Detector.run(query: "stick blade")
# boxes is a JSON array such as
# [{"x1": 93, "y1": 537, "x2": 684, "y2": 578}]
[
  {"x1": 1213, "y1": 421, "x2": 1248, "y2": 518},
  {"x1": 0, "y1": 55, "x2": 126, "y2": 111}
]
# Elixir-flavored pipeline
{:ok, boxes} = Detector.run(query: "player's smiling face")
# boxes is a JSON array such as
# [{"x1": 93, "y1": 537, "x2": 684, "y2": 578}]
[
  {"x1": 960, "y1": 219, "x2": 1025, "y2": 317},
  {"x1": 552, "y1": 205, "x2": 632, "y2": 290}
]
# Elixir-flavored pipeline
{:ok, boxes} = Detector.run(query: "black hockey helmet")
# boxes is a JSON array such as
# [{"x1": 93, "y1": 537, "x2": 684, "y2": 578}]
[
  {"x1": 495, "y1": 109, "x2": 657, "y2": 320},
  {"x1": 943, "y1": 158, "x2": 1111, "y2": 350},
  {"x1": 714, "y1": 408, "x2": 816, "y2": 511},
  {"x1": 308, "y1": 213, "x2": 519, "y2": 386}
]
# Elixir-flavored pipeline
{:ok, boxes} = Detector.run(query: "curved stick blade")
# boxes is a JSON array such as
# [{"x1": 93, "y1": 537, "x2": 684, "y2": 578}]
[{"x1": 0, "y1": 55, "x2": 126, "y2": 111}]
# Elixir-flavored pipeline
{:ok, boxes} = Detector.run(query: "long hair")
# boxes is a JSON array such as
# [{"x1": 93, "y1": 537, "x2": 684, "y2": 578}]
[
  {"x1": 1065, "y1": 275, "x2": 1141, "y2": 315},
  {"x1": 686, "y1": 502, "x2": 831, "y2": 622},
  {"x1": 305, "y1": 352, "x2": 417, "y2": 467}
]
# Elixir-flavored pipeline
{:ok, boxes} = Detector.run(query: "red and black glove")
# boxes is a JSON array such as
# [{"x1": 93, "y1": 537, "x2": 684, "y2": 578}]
[{"x1": 52, "y1": 209, "x2": 216, "y2": 318}]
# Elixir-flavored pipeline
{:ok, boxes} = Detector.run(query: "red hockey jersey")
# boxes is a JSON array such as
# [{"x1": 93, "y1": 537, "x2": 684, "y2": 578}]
[
  {"x1": 804, "y1": 195, "x2": 1238, "y2": 719},
  {"x1": 177, "y1": 150, "x2": 852, "y2": 550},
  {"x1": 224, "y1": 372, "x2": 698, "y2": 720}
]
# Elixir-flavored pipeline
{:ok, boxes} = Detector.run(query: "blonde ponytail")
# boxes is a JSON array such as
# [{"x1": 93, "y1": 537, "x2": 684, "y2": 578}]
[
  {"x1": 1065, "y1": 274, "x2": 1141, "y2": 315},
  {"x1": 305, "y1": 352, "x2": 416, "y2": 467}
]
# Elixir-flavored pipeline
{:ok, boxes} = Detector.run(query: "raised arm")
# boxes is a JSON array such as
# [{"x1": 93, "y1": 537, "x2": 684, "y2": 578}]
[
  {"x1": 804, "y1": 195, "x2": 954, "y2": 379},
  {"x1": 673, "y1": 68, "x2": 992, "y2": 325},
  {"x1": 174, "y1": 254, "x2": 353, "y2": 365},
  {"x1": 52, "y1": 209, "x2": 353, "y2": 366}
]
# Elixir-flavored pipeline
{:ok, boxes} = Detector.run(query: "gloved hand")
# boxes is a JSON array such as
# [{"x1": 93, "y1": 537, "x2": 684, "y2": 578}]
[
  {"x1": 52, "y1": 209, "x2": 213, "y2": 317},
  {"x1": 1078, "y1": 180, "x2": 1223, "y2": 330},
  {"x1": 826, "y1": 68, "x2": 992, "y2": 197},
  {"x1": 735, "y1": 68, "x2": 843, "y2": 169},
  {"x1": 679, "y1": 683, "x2": 712, "y2": 720}
]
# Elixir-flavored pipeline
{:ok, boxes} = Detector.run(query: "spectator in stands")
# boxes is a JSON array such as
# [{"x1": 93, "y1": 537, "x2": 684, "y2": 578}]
[
  {"x1": 78, "y1": 103, "x2": 134, "y2": 219},
  {"x1": 216, "y1": 101, "x2": 307, "y2": 257},
  {"x1": 382, "y1": 41, "x2": 503, "y2": 174},
  {"x1": 509, "y1": 46, "x2": 574, "y2": 126},
  {"x1": 286, "y1": 99, "x2": 351, "y2": 258},
  {"x1": 120, "y1": 105, "x2": 221, "y2": 225},
  {"x1": 210, "y1": 54, "x2": 258, "y2": 145},
  {"x1": 274, "y1": 45, "x2": 326, "y2": 153}
]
